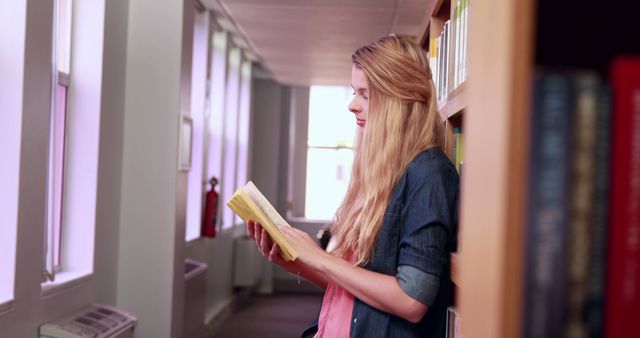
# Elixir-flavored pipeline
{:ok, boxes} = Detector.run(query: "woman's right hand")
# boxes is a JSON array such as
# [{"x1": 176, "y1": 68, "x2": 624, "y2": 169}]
[{"x1": 246, "y1": 220, "x2": 299, "y2": 273}]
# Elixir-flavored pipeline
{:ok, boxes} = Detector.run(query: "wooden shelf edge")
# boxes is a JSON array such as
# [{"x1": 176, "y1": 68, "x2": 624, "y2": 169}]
[
  {"x1": 418, "y1": 21, "x2": 431, "y2": 49},
  {"x1": 451, "y1": 252, "x2": 459, "y2": 286},
  {"x1": 431, "y1": 0, "x2": 447, "y2": 17},
  {"x1": 417, "y1": 0, "x2": 440, "y2": 47},
  {"x1": 438, "y1": 82, "x2": 468, "y2": 119}
]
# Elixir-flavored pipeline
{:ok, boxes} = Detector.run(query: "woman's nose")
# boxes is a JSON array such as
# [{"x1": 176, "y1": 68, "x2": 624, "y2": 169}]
[{"x1": 348, "y1": 99, "x2": 359, "y2": 114}]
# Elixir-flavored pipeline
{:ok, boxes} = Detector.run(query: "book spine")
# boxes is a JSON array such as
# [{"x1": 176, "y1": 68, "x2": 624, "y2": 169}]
[
  {"x1": 586, "y1": 86, "x2": 611, "y2": 338},
  {"x1": 463, "y1": 0, "x2": 469, "y2": 82},
  {"x1": 438, "y1": 30, "x2": 445, "y2": 101},
  {"x1": 523, "y1": 72, "x2": 573, "y2": 338},
  {"x1": 605, "y1": 57, "x2": 640, "y2": 338},
  {"x1": 454, "y1": 0, "x2": 461, "y2": 89},
  {"x1": 452, "y1": 127, "x2": 460, "y2": 167},
  {"x1": 456, "y1": 0, "x2": 463, "y2": 88},
  {"x1": 565, "y1": 73, "x2": 600, "y2": 338},
  {"x1": 432, "y1": 37, "x2": 439, "y2": 97},
  {"x1": 444, "y1": 21, "x2": 450, "y2": 96}
]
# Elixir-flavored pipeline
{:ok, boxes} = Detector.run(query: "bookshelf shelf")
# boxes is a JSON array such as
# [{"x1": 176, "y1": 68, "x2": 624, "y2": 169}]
[
  {"x1": 438, "y1": 82, "x2": 468, "y2": 119},
  {"x1": 420, "y1": 0, "x2": 531, "y2": 337}
]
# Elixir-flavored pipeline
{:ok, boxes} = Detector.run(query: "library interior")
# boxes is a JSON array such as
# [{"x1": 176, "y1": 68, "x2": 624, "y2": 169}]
[{"x1": 1, "y1": 0, "x2": 639, "y2": 337}]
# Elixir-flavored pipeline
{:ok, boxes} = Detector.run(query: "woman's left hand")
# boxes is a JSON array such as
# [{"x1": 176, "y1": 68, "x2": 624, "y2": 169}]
[{"x1": 280, "y1": 226, "x2": 331, "y2": 271}]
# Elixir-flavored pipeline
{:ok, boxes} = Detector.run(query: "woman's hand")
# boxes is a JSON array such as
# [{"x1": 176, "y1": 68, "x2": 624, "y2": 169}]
[
  {"x1": 280, "y1": 226, "x2": 331, "y2": 271},
  {"x1": 246, "y1": 220, "x2": 330, "y2": 289},
  {"x1": 246, "y1": 220, "x2": 299, "y2": 273}
]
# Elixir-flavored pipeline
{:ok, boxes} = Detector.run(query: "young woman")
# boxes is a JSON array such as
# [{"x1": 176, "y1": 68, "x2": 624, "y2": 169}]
[{"x1": 247, "y1": 35, "x2": 459, "y2": 338}]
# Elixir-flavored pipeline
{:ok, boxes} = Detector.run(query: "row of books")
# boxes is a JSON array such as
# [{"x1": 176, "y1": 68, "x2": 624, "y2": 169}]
[
  {"x1": 523, "y1": 58, "x2": 640, "y2": 338},
  {"x1": 452, "y1": 127, "x2": 464, "y2": 174},
  {"x1": 429, "y1": 0, "x2": 469, "y2": 102}
]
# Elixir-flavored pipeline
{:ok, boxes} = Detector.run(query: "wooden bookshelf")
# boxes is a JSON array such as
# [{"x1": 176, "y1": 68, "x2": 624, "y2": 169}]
[
  {"x1": 419, "y1": 0, "x2": 534, "y2": 337},
  {"x1": 421, "y1": 0, "x2": 469, "y2": 295},
  {"x1": 422, "y1": 0, "x2": 469, "y2": 159},
  {"x1": 420, "y1": 0, "x2": 640, "y2": 337},
  {"x1": 459, "y1": 0, "x2": 534, "y2": 336},
  {"x1": 431, "y1": 0, "x2": 450, "y2": 19}
]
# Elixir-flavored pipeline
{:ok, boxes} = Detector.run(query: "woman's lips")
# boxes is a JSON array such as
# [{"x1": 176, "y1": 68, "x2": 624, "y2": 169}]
[{"x1": 356, "y1": 119, "x2": 365, "y2": 126}]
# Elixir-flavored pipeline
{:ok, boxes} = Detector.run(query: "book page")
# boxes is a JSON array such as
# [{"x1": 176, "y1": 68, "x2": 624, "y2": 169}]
[{"x1": 243, "y1": 181, "x2": 290, "y2": 228}]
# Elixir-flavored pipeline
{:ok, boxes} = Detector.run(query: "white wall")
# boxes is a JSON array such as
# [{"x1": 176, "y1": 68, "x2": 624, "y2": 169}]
[
  {"x1": 250, "y1": 78, "x2": 287, "y2": 208},
  {"x1": 93, "y1": 0, "x2": 129, "y2": 309},
  {"x1": 116, "y1": 0, "x2": 193, "y2": 338},
  {"x1": 288, "y1": 87, "x2": 311, "y2": 218}
]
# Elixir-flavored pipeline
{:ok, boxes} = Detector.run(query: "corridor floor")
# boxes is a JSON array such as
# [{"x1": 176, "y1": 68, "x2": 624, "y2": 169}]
[{"x1": 212, "y1": 293, "x2": 323, "y2": 338}]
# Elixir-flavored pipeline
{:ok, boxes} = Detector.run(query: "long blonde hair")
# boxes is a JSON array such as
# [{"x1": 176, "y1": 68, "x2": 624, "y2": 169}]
[{"x1": 331, "y1": 35, "x2": 444, "y2": 265}]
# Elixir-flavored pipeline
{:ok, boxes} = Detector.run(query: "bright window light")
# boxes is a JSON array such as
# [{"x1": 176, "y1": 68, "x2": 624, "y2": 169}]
[
  {"x1": 0, "y1": 2, "x2": 24, "y2": 305},
  {"x1": 185, "y1": 11, "x2": 208, "y2": 241},
  {"x1": 220, "y1": 47, "x2": 241, "y2": 229},
  {"x1": 305, "y1": 86, "x2": 356, "y2": 220}
]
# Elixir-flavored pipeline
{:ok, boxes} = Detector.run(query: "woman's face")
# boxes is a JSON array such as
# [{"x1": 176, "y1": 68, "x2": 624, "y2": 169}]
[{"x1": 349, "y1": 65, "x2": 369, "y2": 128}]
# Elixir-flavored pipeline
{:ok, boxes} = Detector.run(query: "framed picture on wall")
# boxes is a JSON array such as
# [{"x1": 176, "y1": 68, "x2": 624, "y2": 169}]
[{"x1": 178, "y1": 115, "x2": 193, "y2": 171}]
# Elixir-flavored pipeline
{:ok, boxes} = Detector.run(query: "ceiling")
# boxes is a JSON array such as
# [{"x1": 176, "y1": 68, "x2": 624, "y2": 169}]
[{"x1": 203, "y1": 0, "x2": 434, "y2": 86}]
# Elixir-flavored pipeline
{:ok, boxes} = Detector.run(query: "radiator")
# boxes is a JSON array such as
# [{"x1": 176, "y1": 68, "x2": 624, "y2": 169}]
[
  {"x1": 184, "y1": 258, "x2": 208, "y2": 338},
  {"x1": 233, "y1": 236, "x2": 265, "y2": 287},
  {"x1": 40, "y1": 303, "x2": 136, "y2": 338}
]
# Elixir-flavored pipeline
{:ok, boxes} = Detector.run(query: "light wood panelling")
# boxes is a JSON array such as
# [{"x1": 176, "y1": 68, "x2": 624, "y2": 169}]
[{"x1": 458, "y1": 1, "x2": 534, "y2": 338}]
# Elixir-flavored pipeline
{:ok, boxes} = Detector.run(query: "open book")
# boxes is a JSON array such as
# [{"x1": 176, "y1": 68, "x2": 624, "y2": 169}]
[{"x1": 226, "y1": 181, "x2": 297, "y2": 261}]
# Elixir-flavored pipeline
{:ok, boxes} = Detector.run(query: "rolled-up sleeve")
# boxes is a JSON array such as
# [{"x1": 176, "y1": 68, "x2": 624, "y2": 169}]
[{"x1": 397, "y1": 264, "x2": 441, "y2": 306}]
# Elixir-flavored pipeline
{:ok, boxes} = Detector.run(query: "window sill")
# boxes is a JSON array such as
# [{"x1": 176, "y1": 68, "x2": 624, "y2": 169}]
[
  {"x1": 186, "y1": 236, "x2": 202, "y2": 247},
  {"x1": 41, "y1": 271, "x2": 92, "y2": 298},
  {"x1": 0, "y1": 299, "x2": 14, "y2": 316},
  {"x1": 286, "y1": 216, "x2": 332, "y2": 224}
]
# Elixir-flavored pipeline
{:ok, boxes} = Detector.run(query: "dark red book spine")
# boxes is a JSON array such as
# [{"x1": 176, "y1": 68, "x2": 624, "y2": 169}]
[{"x1": 605, "y1": 58, "x2": 640, "y2": 338}]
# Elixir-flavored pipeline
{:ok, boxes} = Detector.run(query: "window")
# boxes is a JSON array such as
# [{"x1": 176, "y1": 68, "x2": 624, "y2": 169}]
[
  {"x1": 205, "y1": 26, "x2": 228, "y2": 231},
  {"x1": 235, "y1": 58, "x2": 252, "y2": 203},
  {"x1": 220, "y1": 46, "x2": 242, "y2": 229},
  {"x1": 185, "y1": 9, "x2": 209, "y2": 241},
  {"x1": 44, "y1": 0, "x2": 73, "y2": 279},
  {"x1": 305, "y1": 86, "x2": 357, "y2": 220},
  {"x1": 0, "y1": 0, "x2": 25, "y2": 307}
]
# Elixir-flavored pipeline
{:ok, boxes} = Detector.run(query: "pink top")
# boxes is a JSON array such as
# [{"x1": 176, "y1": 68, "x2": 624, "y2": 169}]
[
  {"x1": 314, "y1": 255, "x2": 356, "y2": 338},
  {"x1": 314, "y1": 281, "x2": 354, "y2": 338}
]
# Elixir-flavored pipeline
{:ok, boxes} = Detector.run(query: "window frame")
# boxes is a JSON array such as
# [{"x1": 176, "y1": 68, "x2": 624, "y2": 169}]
[{"x1": 44, "y1": 0, "x2": 73, "y2": 281}]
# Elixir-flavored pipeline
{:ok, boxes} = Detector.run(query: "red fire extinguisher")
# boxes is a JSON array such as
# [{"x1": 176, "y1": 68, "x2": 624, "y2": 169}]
[{"x1": 202, "y1": 177, "x2": 219, "y2": 238}]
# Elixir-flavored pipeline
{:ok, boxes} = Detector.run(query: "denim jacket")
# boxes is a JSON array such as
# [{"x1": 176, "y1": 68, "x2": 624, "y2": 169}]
[{"x1": 303, "y1": 148, "x2": 459, "y2": 338}]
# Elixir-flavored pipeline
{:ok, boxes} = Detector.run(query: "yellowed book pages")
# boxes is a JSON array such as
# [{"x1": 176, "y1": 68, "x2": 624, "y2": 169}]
[{"x1": 226, "y1": 181, "x2": 298, "y2": 261}]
